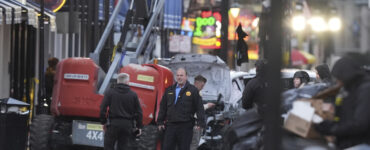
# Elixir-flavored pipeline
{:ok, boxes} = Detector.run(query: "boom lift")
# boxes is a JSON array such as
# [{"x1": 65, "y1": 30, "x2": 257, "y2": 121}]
[{"x1": 29, "y1": 0, "x2": 171, "y2": 149}]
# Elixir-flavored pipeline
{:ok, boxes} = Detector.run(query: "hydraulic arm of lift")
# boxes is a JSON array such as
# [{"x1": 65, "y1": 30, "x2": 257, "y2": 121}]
[{"x1": 88, "y1": 0, "x2": 166, "y2": 94}]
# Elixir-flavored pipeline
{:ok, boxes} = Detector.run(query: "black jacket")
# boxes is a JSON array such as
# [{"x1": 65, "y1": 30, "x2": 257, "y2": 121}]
[
  {"x1": 241, "y1": 75, "x2": 268, "y2": 115},
  {"x1": 100, "y1": 84, "x2": 143, "y2": 128},
  {"x1": 157, "y1": 81, "x2": 205, "y2": 128},
  {"x1": 315, "y1": 64, "x2": 333, "y2": 84},
  {"x1": 45, "y1": 67, "x2": 55, "y2": 98},
  {"x1": 318, "y1": 56, "x2": 370, "y2": 148}
]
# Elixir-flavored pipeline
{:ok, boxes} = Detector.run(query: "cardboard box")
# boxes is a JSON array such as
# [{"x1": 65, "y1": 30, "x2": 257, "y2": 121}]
[
  {"x1": 284, "y1": 100, "x2": 322, "y2": 138},
  {"x1": 284, "y1": 99, "x2": 335, "y2": 139},
  {"x1": 299, "y1": 99, "x2": 335, "y2": 121},
  {"x1": 284, "y1": 112, "x2": 320, "y2": 138}
]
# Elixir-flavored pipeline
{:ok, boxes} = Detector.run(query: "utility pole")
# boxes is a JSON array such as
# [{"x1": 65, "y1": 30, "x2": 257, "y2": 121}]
[
  {"x1": 264, "y1": 0, "x2": 283, "y2": 149},
  {"x1": 219, "y1": 0, "x2": 229, "y2": 63},
  {"x1": 39, "y1": 0, "x2": 45, "y2": 98}
]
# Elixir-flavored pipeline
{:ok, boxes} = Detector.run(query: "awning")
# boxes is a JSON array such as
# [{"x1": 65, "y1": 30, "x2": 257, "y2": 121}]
[
  {"x1": 0, "y1": 0, "x2": 40, "y2": 27},
  {"x1": 27, "y1": 1, "x2": 57, "y2": 31},
  {"x1": 164, "y1": 0, "x2": 182, "y2": 29},
  {"x1": 0, "y1": 3, "x2": 12, "y2": 24},
  {"x1": 291, "y1": 50, "x2": 316, "y2": 66},
  {"x1": 10, "y1": 0, "x2": 38, "y2": 27},
  {"x1": 1, "y1": 1, "x2": 22, "y2": 24}
]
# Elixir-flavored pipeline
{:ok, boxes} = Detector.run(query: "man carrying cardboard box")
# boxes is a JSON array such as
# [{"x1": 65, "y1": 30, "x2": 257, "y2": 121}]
[{"x1": 314, "y1": 55, "x2": 370, "y2": 149}]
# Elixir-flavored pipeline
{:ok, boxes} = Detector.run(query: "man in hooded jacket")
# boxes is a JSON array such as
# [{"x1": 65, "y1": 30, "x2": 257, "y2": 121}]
[
  {"x1": 315, "y1": 56, "x2": 370, "y2": 149},
  {"x1": 100, "y1": 73, "x2": 143, "y2": 150},
  {"x1": 241, "y1": 59, "x2": 268, "y2": 115}
]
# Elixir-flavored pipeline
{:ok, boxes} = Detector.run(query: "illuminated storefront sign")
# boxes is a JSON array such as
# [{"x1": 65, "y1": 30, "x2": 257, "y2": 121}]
[
  {"x1": 181, "y1": 17, "x2": 196, "y2": 32},
  {"x1": 30, "y1": 0, "x2": 66, "y2": 12},
  {"x1": 192, "y1": 11, "x2": 222, "y2": 49}
]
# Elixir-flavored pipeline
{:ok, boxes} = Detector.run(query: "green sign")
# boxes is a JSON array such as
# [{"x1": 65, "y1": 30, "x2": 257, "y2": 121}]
[{"x1": 194, "y1": 17, "x2": 216, "y2": 37}]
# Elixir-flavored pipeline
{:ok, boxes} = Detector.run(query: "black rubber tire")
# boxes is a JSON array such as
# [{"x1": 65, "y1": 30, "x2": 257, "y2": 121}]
[
  {"x1": 137, "y1": 125, "x2": 160, "y2": 150},
  {"x1": 30, "y1": 114, "x2": 55, "y2": 150}
]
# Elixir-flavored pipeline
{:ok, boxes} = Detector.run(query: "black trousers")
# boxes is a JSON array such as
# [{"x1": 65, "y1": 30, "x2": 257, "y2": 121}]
[
  {"x1": 104, "y1": 120, "x2": 135, "y2": 150},
  {"x1": 162, "y1": 121, "x2": 194, "y2": 150}
]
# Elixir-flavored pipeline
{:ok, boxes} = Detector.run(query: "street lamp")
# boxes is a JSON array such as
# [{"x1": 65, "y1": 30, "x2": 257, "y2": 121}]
[
  {"x1": 230, "y1": 5, "x2": 241, "y2": 19},
  {"x1": 230, "y1": 2, "x2": 241, "y2": 38},
  {"x1": 291, "y1": 15, "x2": 306, "y2": 31},
  {"x1": 230, "y1": 2, "x2": 241, "y2": 69},
  {"x1": 328, "y1": 17, "x2": 341, "y2": 32},
  {"x1": 230, "y1": 8, "x2": 240, "y2": 18},
  {"x1": 252, "y1": 17, "x2": 259, "y2": 28},
  {"x1": 230, "y1": 2, "x2": 241, "y2": 39},
  {"x1": 291, "y1": 15, "x2": 342, "y2": 33},
  {"x1": 308, "y1": 16, "x2": 328, "y2": 32}
]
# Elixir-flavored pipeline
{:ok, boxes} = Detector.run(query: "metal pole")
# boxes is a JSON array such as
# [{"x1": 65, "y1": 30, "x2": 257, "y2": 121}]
[
  {"x1": 98, "y1": 52, "x2": 122, "y2": 94},
  {"x1": 68, "y1": 0, "x2": 73, "y2": 57},
  {"x1": 91, "y1": 0, "x2": 125, "y2": 63},
  {"x1": 264, "y1": 0, "x2": 283, "y2": 149},
  {"x1": 135, "y1": 0, "x2": 165, "y2": 59},
  {"x1": 220, "y1": 0, "x2": 229, "y2": 63},
  {"x1": 39, "y1": 0, "x2": 45, "y2": 97}
]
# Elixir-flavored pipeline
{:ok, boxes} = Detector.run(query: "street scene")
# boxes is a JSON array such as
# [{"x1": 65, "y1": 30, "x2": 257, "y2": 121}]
[{"x1": 0, "y1": 0, "x2": 369, "y2": 150}]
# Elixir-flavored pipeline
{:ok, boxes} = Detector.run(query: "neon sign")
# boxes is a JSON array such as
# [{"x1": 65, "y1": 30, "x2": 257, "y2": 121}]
[
  {"x1": 192, "y1": 11, "x2": 222, "y2": 49},
  {"x1": 30, "y1": 0, "x2": 66, "y2": 12},
  {"x1": 194, "y1": 17, "x2": 216, "y2": 36},
  {"x1": 181, "y1": 17, "x2": 196, "y2": 32}
]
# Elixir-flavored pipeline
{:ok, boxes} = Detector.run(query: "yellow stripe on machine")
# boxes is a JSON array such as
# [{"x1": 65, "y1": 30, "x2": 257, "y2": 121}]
[
  {"x1": 137, "y1": 74, "x2": 154, "y2": 82},
  {"x1": 87, "y1": 124, "x2": 103, "y2": 131}
]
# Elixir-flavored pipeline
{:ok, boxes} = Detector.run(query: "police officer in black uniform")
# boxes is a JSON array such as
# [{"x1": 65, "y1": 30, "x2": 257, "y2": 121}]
[
  {"x1": 157, "y1": 68, "x2": 205, "y2": 150},
  {"x1": 100, "y1": 73, "x2": 143, "y2": 150}
]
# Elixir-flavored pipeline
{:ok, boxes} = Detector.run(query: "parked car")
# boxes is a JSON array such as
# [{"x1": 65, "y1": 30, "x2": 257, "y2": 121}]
[
  {"x1": 228, "y1": 71, "x2": 255, "y2": 113},
  {"x1": 248, "y1": 68, "x2": 317, "y2": 90}
]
